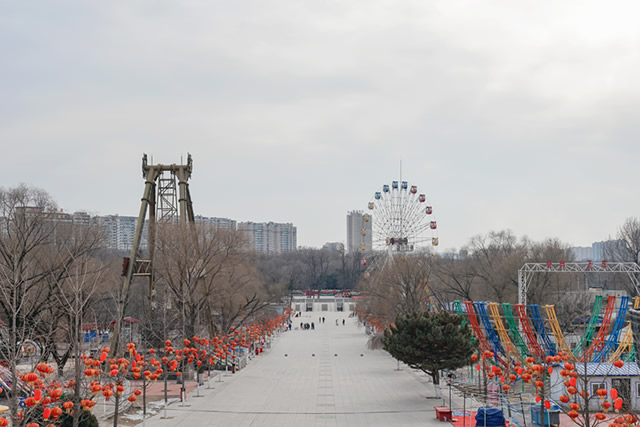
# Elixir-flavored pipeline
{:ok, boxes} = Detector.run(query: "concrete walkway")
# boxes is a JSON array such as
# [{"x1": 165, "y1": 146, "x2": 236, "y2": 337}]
[{"x1": 138, "y1": 311, "x2": 465, "y2": 427}]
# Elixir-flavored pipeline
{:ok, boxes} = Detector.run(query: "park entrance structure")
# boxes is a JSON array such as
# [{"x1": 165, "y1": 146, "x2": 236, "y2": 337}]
[
  {"x1": 518, "y1": 261, "x2": 640, "y2": 305},
  {"x1": 111, "y1": 154, "x2": 197, "y2": 352}
]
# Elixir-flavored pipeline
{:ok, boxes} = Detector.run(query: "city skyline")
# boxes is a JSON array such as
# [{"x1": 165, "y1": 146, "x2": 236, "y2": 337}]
[{"x1": 3, "y1": 2, "x2": 640, "y2": 250}]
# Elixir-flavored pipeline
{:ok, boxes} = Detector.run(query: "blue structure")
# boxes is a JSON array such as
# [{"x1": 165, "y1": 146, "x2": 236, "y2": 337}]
[{"x1": 530, "y1": 304, "x2": 557, "y2": 355}]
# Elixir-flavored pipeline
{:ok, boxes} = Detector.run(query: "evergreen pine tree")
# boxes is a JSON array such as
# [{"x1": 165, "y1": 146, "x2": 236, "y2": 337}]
[{"x1": 383, "y1": 310, "x2": 476, "y2": 397}]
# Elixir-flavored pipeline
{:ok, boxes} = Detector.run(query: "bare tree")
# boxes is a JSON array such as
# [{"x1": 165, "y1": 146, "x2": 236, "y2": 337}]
[
  {"x1": 153, "y1": 224, "x2": 269, "y2": 341},
  {"x1": 297, "y1": 247, "x2": 331, "y2": 295},
  {"x1": 359, "y1": 252, "x2": 438, "y2": 321},
  {"x1": 465, "y1": 230, "x2": 527, "y2": 302},
  {"x1": 52, "y1": 255, "x2": 104, "y2": 427},
  {"x1": 525, "y1": 238, "x2": 576, "y2": 305},
  {"x1": 432, "y1": 251, "x2": 476, "y2": 301},
  {"x1": 209, "y1": 260, "x2": 271, "y2": 334},
  {"x1": 0, "y1": 185, "x2": 104, "y2": 424},
  {"x1": 614, "y1": 217, "x2": 640, "y2": 263}
]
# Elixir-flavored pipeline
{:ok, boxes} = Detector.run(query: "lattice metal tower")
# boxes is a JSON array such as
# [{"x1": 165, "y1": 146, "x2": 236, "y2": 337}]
[{"x1": 111, "y1": 153, "x2": 197, "y2": 353}]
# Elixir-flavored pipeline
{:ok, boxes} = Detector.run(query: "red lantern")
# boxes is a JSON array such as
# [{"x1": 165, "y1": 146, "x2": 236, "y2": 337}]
[
  {"x1": 614, "y1": 397, "x2": 623, "y2": 411},
  {"x1": 596, "y1": 388, "x2": 608, "y2": 400},
  {"x1": 559, "y1": 395, "x2": 570, "y2": 403},
  {"x1": 595, "y1": 412, "x2": 606, "y2": 421},
  {"x1": 568, "y1": 410, "x2": 579, "y2": 419},
  {"x1": 614, "y1": 359, "x2": 624, "y2": 369},
  {"x1": 24, "y1": 372, "x2": 38, "y2": 383},
  {"x1": 51, "y1": 407, "x2": 63, "y2": 419},
  {"x1": 544, "y1": 400, "x2": 551, "y2": 410},
  {"x1": 611, "y1": 388, "x2": 618, "y2": 400}
]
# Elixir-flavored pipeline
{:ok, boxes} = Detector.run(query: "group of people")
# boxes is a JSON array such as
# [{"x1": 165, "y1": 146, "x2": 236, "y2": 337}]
[
  {"x1": 300, "y1": 322, "x2": 314, "y2": 330},
  {"x1": 286, "y1": 312, "x2": 348, "y2": 330}
]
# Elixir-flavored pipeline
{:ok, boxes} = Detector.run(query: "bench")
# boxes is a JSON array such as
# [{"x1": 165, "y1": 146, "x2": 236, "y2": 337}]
[{"x1": 434, "y1": 406, "x2": 453, "y2": 422}]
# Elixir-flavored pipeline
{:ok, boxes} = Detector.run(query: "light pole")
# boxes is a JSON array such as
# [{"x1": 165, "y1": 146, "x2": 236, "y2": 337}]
[{"x1": 447, "y1": 372, "x2": 455, "y2": 409}]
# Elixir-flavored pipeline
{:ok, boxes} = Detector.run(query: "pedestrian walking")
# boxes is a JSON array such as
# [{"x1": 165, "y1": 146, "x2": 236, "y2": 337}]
[
  {"x1": 311, "y1": 322, "x2": 315, "y2": 330},
  {"x1": 342, "y1": 319, "x2": 345, "y2": 326}
]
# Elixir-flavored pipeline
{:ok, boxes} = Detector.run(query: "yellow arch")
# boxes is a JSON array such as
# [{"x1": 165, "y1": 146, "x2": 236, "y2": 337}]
[
  {"x1": 607, "y1": 323, "x2": 633, "y2": 363},
  {"x1": 489, "y1": 302, "x2": 522, "y2": 361},
  {"x1": 544, "y1": 305, "x2": 576, "y2": 361}
]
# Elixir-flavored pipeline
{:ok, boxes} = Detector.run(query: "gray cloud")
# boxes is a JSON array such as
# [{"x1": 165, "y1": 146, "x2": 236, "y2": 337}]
[{"x1": 2, "y1": 0, "x2": 639, "y2": 249}]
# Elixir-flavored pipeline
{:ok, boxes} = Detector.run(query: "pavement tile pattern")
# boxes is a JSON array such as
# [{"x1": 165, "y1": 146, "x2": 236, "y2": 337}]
[{"x1": 140, "y1": 311, "x2": 456, "y2": 427}]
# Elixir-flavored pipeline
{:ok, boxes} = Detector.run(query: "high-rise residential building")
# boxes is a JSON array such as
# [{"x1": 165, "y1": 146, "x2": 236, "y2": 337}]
[
  {"x1": 194, "y1": 215, "x2": 237, "y2": 230},
  {"x1": 98, "y1": 215, "x2": 147, "y2": 251},
  {"x1": 592, "y1": 239, "x2": 625, "y2": 261},
  {"x1": 346, "y1": 210, "x2": 372, "y2": 253},
  {"x1": 570, "y1": 246, "x2": 592, "y2": 261},
  {"x1": 72, "y1": 211, "x2": 91, "y2": 225},
  {"x1": 238, "y1": 221, "x2": 297, "y2": 254},
  {"x1": 570, "y1": 240, "x2": 628, "y2": 262}
]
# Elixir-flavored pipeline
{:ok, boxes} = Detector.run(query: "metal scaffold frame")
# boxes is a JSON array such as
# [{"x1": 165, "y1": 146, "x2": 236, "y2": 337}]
[
  {"x1": 110, "y1": 153, "x2": 198, "y2": 354},
  {"x1": 518, "y1": 262, "x2": 640, "y2": 305}
]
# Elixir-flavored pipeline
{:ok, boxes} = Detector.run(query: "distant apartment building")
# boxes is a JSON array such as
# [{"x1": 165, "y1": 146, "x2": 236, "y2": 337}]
[
  {"x1": 570, "y1": 239, "x2": 627, "y2": 262},
  {"x1": 72, "y1": 211, "x2": 91, "y2": 225},
  {"x1": 98, "y1": 215, "x2": 147, "y2": 251},
  {"x1": 194, "y1": 215, "x2": 237, "y2": 230},
  {"x1": 570, "y1": 246, "x2": 592, "y2": 261},
  {"x1": 346, "y1": 210, "x2": 372, "y2": 253},
  {"x1": 592, "y1": 239, "x2": 625, "y2": 261},
  {"x1": 323, "y1": 242, "x2": 344, "y2": 253},
  {"x1": 238, "y1": 221, "x2": 297, "y2": 254}
]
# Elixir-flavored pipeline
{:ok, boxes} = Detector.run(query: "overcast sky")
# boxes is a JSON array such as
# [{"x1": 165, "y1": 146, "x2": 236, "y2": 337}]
[{"x1": 2, "y1": 1, "x2": 640, "y2": 250}]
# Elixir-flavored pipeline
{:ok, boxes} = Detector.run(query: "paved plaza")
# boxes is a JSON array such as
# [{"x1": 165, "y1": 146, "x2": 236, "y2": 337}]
[{"x1": 136, "y1": 311, "x2": 476, "y2": 427}]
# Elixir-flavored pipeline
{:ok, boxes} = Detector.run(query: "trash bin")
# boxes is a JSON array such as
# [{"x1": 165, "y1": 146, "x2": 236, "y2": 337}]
[
  {"x1": 531, "y1": 405, "x2": 560, "y2": 426},
  {"x1": 475, "y1": 407, "x2": 506, "y2": 426}
]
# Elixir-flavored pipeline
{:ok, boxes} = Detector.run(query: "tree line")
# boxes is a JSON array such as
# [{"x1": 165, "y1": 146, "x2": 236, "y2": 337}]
[{"x1": 0, "y1": 186, "x2": 286, "y2": 384}]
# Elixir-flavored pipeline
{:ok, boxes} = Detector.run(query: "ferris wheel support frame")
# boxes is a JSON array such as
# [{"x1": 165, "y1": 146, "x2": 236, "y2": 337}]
[{"x1": 518, "y1": 261, "x2": 640, "y2": 305}]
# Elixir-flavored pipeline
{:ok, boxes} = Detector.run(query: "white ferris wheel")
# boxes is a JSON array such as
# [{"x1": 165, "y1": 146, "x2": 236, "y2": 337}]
[{"x1": 362, "y1": 180, "x2": 438, "y2": 256}]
